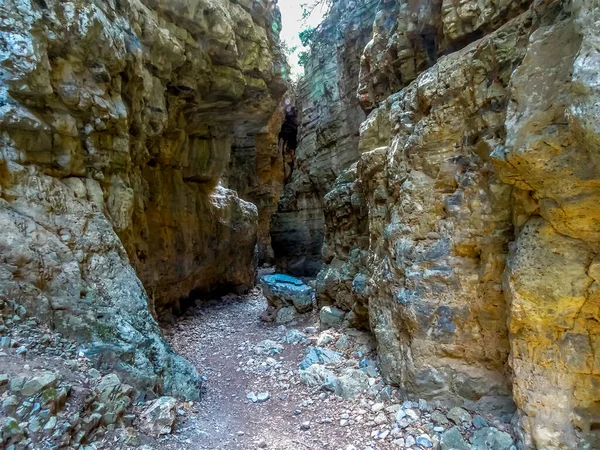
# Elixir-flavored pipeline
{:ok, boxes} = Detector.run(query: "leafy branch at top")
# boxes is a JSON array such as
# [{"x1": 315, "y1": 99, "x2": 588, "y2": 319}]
[
  {"x1": 300, "y1": 0, "x2": 333, "y2": 20},
  {"x1": 298, "y1": 27, "x2": 316, "y2": 48},
  {"x1": 297, "y1": 0, "x2": 334, "y2": 68}
]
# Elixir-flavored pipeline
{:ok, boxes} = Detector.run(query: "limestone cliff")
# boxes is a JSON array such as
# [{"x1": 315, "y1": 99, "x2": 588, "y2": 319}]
[
  {"x1": 313, "y1": 0, "x2": 600, "y2": 448},
  {"x1": 270, "y1": 0, "x2": 379, "y2": 276},
  {"x1": 0, "y1": 0, "x2": 286, "y2": 397}
]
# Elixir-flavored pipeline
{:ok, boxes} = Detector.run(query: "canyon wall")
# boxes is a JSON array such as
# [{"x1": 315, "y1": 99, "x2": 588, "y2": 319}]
[
  {"x1": 311, "y1": 0, "x2": 600, "y2": 448},
  {"x1": 224, "y1": 108, "x2": 285, "y2": 265},
  {"x1": 270, "y1": 0, "x2": 379, "y2": 276},
  {"x1": 0, "y1": 0, "x2": 286, "y2": 397}
]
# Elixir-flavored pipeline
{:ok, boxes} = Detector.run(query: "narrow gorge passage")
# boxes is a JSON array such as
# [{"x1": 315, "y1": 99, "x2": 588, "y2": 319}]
[{"x1": 1, "y1": 0, "x2": 600, "y2": 450}]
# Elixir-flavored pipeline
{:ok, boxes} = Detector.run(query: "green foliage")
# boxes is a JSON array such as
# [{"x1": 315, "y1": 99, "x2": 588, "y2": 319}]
[
  {"x1": 298, "y1": 27, "x2": 316, "y2": 48},
  {"x1": 296, "y1": 0, "x2": 336, "y2": 73},
  {"x1": 298, "y1": 51, "x2": 310, "y2": 67},
  {"x1": 280, "y1": 39, "x2": 298, "y2": 56},
  {"x1": 300, "y1": 0, "x2": 332, "y2": 20}
]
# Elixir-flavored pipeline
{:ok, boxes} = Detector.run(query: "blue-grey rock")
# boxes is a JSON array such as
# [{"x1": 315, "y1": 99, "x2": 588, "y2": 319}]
[
  {"x1": 300, "y1": 347, "x2": 343, "y2": 370},
  {"x1": 395, "y1": 408, "x2": 407, "y2": 422},
  {"x1": 440, "y1": 427, "x2": 469, "y2": 450},
  {"x1": 431, "y1": 410, "x2": 450, "y2": 425},
  {"x1": 334, "y1": 334, "x2": 350, "y2": 350},
  {"x1": 260, "y1": 274, "x2": 314, "y2": 313},
  {"x1": 2, "y1": 395, "x2": 19, "y2": 415},
  {"x1": 0, "y1": 337, "x2": 11, "y2": 350},
  {"x1": 447, "y1": 407, "x2": 472, "y2": 426},
  {"x1": 21, "y1": 373, "x2": 58, "y2": 397},
  {"x1": 416, "y1": 435, "x2": 433, "y2": 448},
  {"x1": 257, "y1": 392, "x2": 270, "y2": 402},
  {"x1": 276, "y1": 306, "x2": 297, "y2": 324},
  {"x1": 9, "y1": 376, "x2": 26, "y2": 392},
  {"x1": 376, "y1": 385, "x2": 393, "y2": 402},
  {"x1": 320, "y1": 306, "x2": 346, "y2": 327},
  {"x1": 402, "y1": 400, "x2": 418, "y2": 408},
  {"x1": 284, "y1": 329, "x2": 307, "y2": 344},
  {"x1": 334, "y1": 368, "x2": 370, "y2": 398},
  {"x1": 472, "y1": 415, "x2": 489, "y2": 430},
  {"x1": 299, "y1": 364, "x2": 338, "y2": 391},
  {"x1": 2, "y1": 417, "x2": 23, "y2": 441},
  {"x1": 470, "y1": 427, "x2": 514, "y2": 450},
  {"x1": 254, "y1": 340, "x2": 284, "y2": 355}
]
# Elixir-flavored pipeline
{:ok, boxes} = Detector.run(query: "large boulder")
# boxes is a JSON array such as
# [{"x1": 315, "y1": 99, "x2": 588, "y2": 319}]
[{"x1": 260, "y1": 274, "x2": 314, "y2": 314}]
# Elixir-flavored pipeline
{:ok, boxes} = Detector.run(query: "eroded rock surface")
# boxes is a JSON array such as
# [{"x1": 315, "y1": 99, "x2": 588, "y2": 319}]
[
  {"x1": 312, "y1": 0, "x2": 600, "y2": 448},
  {"x1": 270, "y1": 0, "x2": 379, "y2": 276},
  {"x1": 357, "y1": 0, "x2": 532, "y2": 110},
  {"x1": 0, "y1": 0, "x2": 286, "y2": 396},
  {"x1": 492, "y1": 4, "x2": 600, "y2": 447},
  {"x1": 224, "y1": 108, "x2": 286, "y2": 264}
]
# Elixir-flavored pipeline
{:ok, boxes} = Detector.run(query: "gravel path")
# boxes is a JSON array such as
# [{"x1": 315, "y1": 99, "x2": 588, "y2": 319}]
[
  {"x1": 160, "y1": 289, "x2": 380, "y2": 450},
  {"x1": 153, "y1": 287, "x2": 515, "y2": 450}
]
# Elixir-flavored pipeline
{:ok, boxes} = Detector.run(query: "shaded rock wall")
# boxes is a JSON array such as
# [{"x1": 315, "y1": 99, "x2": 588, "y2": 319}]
[
  {"x1": 270, "y1": 0, "x2": 379, "y2": 276},
  {"x1": 0, "y1": 0, "x2": 286, "y2": 397},
  {"x1": 224, "y1": 107, "x2": 286, "y2": 265},
  {"x1": 312, "y1": 0, "x2": 600, "y2": 448}
]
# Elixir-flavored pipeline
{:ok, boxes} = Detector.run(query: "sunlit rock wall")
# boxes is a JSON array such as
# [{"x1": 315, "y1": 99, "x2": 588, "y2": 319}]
[
  {"x1": 315, "y1": 0, "x2": 600, "y2": 447},
  {"x1": 0, "y1": 0, "x2": 286, "y2": 397},
  {"x1": 493, "y1": 2, "x2": 600, "y2": 446},
  {"x1": 357, "y1": 0, "x2": 532, "y2": 110}
]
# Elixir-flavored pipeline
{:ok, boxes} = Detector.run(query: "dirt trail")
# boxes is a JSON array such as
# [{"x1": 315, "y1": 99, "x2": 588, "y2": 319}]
[{"x1": 158, "y1": 289, "x2": 382, "y2": 450}]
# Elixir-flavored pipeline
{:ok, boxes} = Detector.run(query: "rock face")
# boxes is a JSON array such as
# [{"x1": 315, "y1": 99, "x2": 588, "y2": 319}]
[
  {"x1": 270, "y1": 0, "x2": 379, "y2": 276},
  {"x1": 492, "y1": 4, "x2": 600, "y2": 447},
  {"x1": 224, "y1": 108, "x2": 286, "y2": 264},
  {"x1": 357, "y1": 0, "x2": 532, "y2": 110},
  {"x1": 0, "y1": 0, "x2": 285, "y2": 397},
  {"x1": 310, "y1": 0, "x2": 600, "y2": 448}
]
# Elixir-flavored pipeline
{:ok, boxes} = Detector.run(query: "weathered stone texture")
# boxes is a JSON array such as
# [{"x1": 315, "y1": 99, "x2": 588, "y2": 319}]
[
  {"x1": 224, "y1": 108, "x2": 285, "y2": 264},
  {"x1": 346, "y1": 9, "x2": 539, "y2": 411},
  {"x1": 493, "y1": 3, "x2": 600, "y2": 447},
  {"x1": 314, "y1": 0, "x2": 600, "y2": 448},
  {"x1": 357, "y1": 0, "x2": 532, "y2": 110},
  {"x1": 316, "y1": 164, "x2": 370, "y2": 328},
  {"x1": 270, "y1": 0, "x2": 379, "y2": 276},
  {"x1": 0, "y1": 0, "x2": 286, "y2": 397}
]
